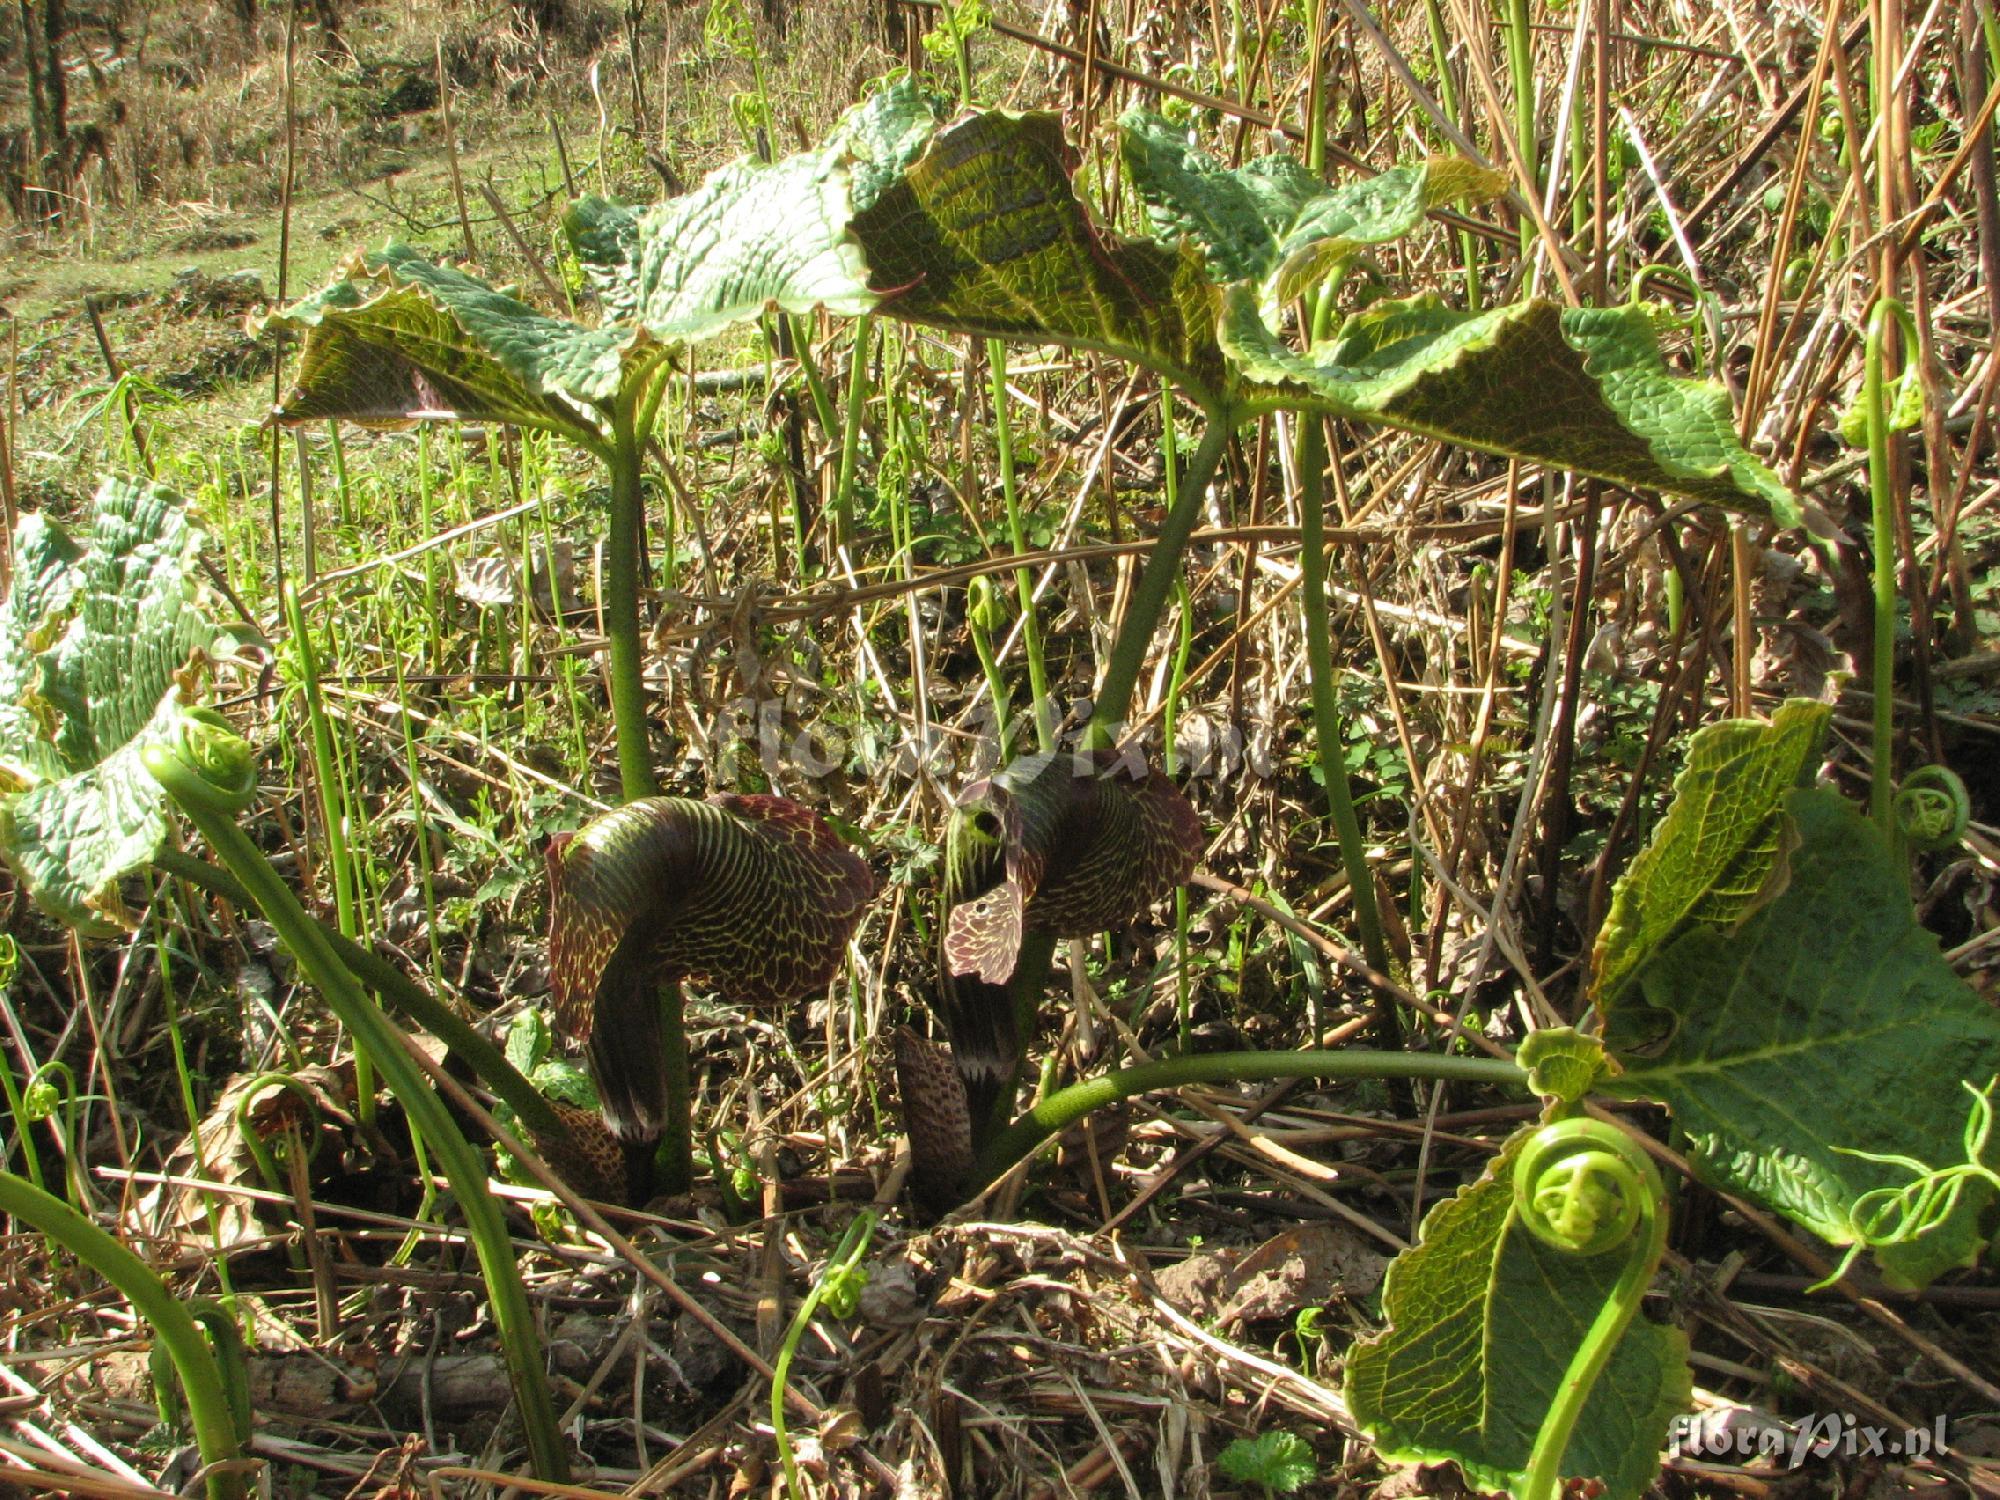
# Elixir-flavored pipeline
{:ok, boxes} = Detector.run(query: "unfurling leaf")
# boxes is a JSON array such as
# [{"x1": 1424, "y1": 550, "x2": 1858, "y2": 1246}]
[
  {"x1": 545, "y1": 795, "x2": 874, "y2": 1140},
  {"x1": 1604, "y1": 787, "x2": 2000, "y2": 1288},
  {"x1": 1517, "y1": 1027, "x2": 1613, "y2": 1109},
  {"x1": 1345, "y1": 1126, "x2": 1691, "y2": 1500},
  {"x1": 0, "y1": 478, "x2": 226, "y2": 929},
  {"x1": 1592, "y1": 699, "x2": 1828, "y2": 1007}
]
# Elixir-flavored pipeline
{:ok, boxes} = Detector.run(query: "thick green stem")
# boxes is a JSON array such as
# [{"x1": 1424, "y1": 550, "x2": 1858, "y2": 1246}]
[
  {"x1": 283, "y1": 584, "x2": 354, "y2": 941},
  {"x1": 1514, "y1": 1119, "x2": 1671, "y2": 1500},
  {"x1": 1296, "y1": 418, "x2": 1393, "y2": 978},
  {"x1": 283, "y1": 583, "x2": 371, "y2": 1124},
  {"x1": 1504, "y1": 0, "x2": 1539, "y2": 256},
  {"x1": 1087, "y1": 411, "x2": 1234, "y2": 746},
  {"x1": 606, "y1": 400, "x2": 658, "y2": 801},
  {"x1": 146, "y1": 724, "x2": 570, "y2": 1483},
  {"x1": 0, "y1": 1171, "x2": 248, "y2": 1499},
  {"x1": 974, "y1": 1050, "x2": 1525, "y2": 1190},
  {"x1": 154, "y1": 849, "x2": 565, "y2": 1142},
  {"x1": 1422, "y1": 0, "x2": 1481, "y2": 305},
  {"x1": 833, "y1": 316, "x2": 872, "y2": 549}
]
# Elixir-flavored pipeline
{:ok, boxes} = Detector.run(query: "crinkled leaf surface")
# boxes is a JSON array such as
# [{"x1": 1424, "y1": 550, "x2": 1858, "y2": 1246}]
[
  {"x1": 1605, "y1": 788, "x2": 2000, "y2": 1287},
  {"x1": 267, "y1": 244, "x2": 633, "y2": 446},
  {"x1": 0, "y1": 513, "x2": 83, "y2": 786},
  {"x1": 849, "y1": 110, "x2": 1229, "y2": 400},
  {"x1": 563, "y1": 196, "x2": 643, "y2": 323},
  {"x1": 604, "y1": 78, "x2": 942, "y2": 344},
  {"x1": 622, "y1": 152, "x2": 870, "y2": 338},
  {"x1": 1517, "y1": 1027, "x2": 1613, "y2": 1108},
  {"x1": 0, "y1": 478, "x2": 221, "y2": 929},
  {"x1": 943, "y1": 749, "x2": 1201, "y2": 986},
  {"x1": 827, "y1": 76, "x2": 951, "y2": 211},
  {"x1": 546, "y1": 794, "x2": 874, "y2": 1138},
  {"x1": 1346, "y1": 1126, "x2": 1691, "y2": 1500},
  {"x1": 1225, "y1": 292, "x2": 1800, "y2": 523},
  {"x1": 1593, "y1": 700, "x2": 1828, "y2": 1006},
  {"x1": 1215, "y1": 1432, "x2": 1318, "y2": 1493},
  {"x1": 1121, "y1": 111, "x2": 1503, "y2": 309}
]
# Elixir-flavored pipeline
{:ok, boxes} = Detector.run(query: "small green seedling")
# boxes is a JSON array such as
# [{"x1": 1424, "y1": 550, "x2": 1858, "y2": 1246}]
[{"x1": 1216, "y1": 1431, "x2": 1319, "y2": 1496}]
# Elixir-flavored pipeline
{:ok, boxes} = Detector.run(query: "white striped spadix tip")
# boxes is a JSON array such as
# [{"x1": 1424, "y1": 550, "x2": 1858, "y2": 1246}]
[{"x1": 546, "y1": 794, "x2": 875, "y2": 1142}]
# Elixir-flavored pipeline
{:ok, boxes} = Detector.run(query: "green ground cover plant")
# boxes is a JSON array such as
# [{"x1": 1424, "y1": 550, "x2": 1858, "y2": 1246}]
[{"x1": 1, "y1": 3, "x2": 1994, "y2": 1496}]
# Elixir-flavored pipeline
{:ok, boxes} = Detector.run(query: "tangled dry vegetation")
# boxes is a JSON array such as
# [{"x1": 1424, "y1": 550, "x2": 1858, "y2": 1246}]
[{"x1": 0, "y1": 0, "x2": 1997, "y2": 1496}]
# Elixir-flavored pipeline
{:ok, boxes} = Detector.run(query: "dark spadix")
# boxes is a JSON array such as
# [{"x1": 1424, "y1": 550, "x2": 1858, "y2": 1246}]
[{"x1": 546, "y1": 795, "x2": 875, "y2": 1142}]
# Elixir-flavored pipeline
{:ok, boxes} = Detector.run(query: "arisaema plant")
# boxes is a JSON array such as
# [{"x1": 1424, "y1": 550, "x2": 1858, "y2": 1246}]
[
  {"x1": 903, "y1": 748, "x2": 1202, "y2": 1200},
  {"x1": 898, "y1": 703, "x2": 2000, "y2": 1500},
  {"x1": 251, "y1": 82, "x2": 1995, "y2": 1500},
  {"x1": 264, "y1": 81, "x2": 949, "y2": 802},
  {"x1": 545, "y1": 793, "x2": 875, "y2": 1194}
]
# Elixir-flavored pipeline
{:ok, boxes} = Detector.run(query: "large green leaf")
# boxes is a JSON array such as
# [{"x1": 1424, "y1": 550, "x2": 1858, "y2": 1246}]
[
  {"x1": 1121, "y1": 111, "x2": 1503, "y2": 309},
  {"x1": 0, "y1": 478, "x2": 223, "y2": 929},
  {"x1": 842, "y1": 105, "x2": 1794, "y2": 519},
  {"x1": 279, "y1": 81, "x2": 943, "y2": 448},
  {"x1": 1605, "y1": 787, "x2": 2000, "y2": 1287},
  {"x1": 589, "y1": 77, "x2": 943, "y2": 345},
  {"x1": 545, "y1": 794, "x2": 874, "y2": 1140},
  {"x1": 267, "y1": 245, "x2": 634, "y2": 447},
  {"x1": 848, "y1": 110, "x2": 1229, "y2": 401},
  {"x1": 1346, "y1": 1125, "x2": 1690, "y2": 1499},
  {"x1": 1225, "y1": 292, "x2": 1801, "y2": 524},
  {"x1": 1592, "y1": 700, "x2": 1828, "y2": 1006}
]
